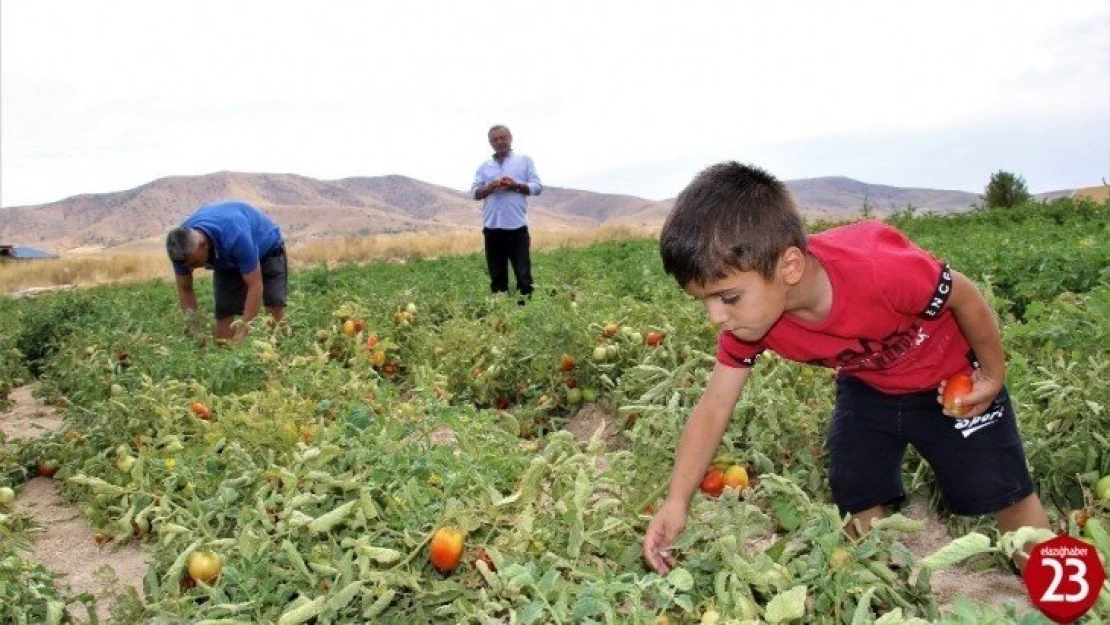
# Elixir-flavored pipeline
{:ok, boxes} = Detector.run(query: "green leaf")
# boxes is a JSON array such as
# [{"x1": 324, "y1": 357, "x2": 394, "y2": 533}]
[
  {"x1": 870, "y1": 513, "x2": 925, "y2": 534},
  {"x1": 770, "y1": 497, "x2": 801, "y2": 532},
  {"x1": 520, "y1": 600, "x2": 545, "y2": 625},
  {"x1": 572, "y1": 592, "x2": 608, "y2": 619},
  {"x1": 765, "y1": 585, "x2": 807, "y2": 624},
  {"x1": 920, "y1": 533, "x2": 992, "y2": 570},
  {"x1": 850, "y1": 586, "x2": 878, "y2": 625},
  {"x1": 666, "y1": 567, "x2": 694, "y2": 592}
]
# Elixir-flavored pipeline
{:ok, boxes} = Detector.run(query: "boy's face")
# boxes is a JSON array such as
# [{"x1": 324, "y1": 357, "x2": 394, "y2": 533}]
[{"x1": 684, "y1": 267, "x2": 789, "y2": 343}]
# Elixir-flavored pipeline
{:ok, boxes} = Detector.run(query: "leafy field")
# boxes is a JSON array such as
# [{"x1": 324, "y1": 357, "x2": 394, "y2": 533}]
[{"x1": 1, "y1": 199, "x2": 1109, "y2": 623}]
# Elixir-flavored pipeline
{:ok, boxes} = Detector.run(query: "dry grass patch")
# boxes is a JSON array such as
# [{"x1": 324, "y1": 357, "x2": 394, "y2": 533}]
[{"x1": 1, "y1": 225, "x2": 658, "y2": 295}]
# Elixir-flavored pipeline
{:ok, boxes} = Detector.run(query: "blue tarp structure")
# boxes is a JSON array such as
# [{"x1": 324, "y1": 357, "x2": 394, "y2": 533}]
[{"x1": 0, "y1": 245, "x2": 59, "y2": 260}]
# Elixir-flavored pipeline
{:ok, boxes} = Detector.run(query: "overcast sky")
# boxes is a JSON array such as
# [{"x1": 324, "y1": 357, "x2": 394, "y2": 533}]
[{"x1": 2, "y1": 0, "x2": 1108, "y2": 208}]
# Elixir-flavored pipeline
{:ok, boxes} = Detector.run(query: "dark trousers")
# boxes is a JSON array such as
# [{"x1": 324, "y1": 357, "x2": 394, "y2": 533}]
[{"x1": 483, "y1": 226, "x2": 533, "y2": 295}]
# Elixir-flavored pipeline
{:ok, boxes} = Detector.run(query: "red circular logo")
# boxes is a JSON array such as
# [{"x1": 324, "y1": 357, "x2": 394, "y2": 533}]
[{"x1": 1022, "y1": 535, "x2": 1105, "y2": 623}]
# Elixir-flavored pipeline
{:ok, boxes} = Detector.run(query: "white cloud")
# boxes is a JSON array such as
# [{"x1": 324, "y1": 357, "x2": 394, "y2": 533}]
[{"x1": 2, "y1": 0, "x2": 1107, "y2": 207}]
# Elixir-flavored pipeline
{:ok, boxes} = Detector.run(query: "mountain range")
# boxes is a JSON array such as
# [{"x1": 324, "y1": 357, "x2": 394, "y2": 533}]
[{"x1": 0, "y1": 172, "x2": 1072, "y2": 254}]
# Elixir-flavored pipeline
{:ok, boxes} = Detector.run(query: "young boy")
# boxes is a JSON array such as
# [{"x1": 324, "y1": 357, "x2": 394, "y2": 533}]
[{"x1": 642, "y1": 162, "x2": 1049, "y2": 576}]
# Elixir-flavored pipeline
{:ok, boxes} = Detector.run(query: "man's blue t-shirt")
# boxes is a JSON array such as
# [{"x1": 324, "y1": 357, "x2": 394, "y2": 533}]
[{"x1": 172, "y1": 201, "x2": 283, "y2": 276}]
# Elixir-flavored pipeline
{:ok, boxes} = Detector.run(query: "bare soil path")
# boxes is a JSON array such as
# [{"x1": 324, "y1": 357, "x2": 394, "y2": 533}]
[{"x1": 2, "y1": 384, "x2": 150, "y2": 623}]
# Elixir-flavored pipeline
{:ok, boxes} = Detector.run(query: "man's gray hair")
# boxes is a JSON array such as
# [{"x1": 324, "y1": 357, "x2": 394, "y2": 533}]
[
  {"x1": 488, "y1": 124, "x2": 511, "y2": 137},
  {"x1": 166, "y1": 227, "x2": 200, "y2": 263}
]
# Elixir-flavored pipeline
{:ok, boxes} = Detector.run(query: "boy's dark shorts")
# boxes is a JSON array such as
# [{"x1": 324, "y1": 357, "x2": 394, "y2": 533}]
[
  {"x1": 827, "y1": 375, "x2": 1034, "y2": 517},
  {"x1": 212, "y1": 246, "x2": 288, "y2": 319}
]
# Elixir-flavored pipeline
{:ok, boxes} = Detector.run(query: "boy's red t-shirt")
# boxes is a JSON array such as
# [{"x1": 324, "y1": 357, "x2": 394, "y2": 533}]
[{"x1": 717, "y1": 221, "x2": 973, "y2": 394}]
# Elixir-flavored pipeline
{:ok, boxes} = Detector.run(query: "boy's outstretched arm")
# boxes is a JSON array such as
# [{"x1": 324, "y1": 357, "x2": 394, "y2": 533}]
[
  {"x1": 941, "y1": 269, "x2": 1006, "y2": 417},
  {"x1": 643, "y1": 362, "x2": 749, "y2": 574}
]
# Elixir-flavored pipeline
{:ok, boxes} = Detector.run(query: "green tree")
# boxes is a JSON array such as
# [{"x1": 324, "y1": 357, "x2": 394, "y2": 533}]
[{"x1": 982, "y1": 170, "x2": 1032, "y2": 209}]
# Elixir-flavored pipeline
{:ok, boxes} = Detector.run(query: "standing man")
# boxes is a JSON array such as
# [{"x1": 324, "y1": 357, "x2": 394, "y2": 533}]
[
  {"x1": 470, "y1": 125, "x2": 543, "y2": 298},
  {"x1": 165, "y1": 200, "x2": 287, "y2": 342}
]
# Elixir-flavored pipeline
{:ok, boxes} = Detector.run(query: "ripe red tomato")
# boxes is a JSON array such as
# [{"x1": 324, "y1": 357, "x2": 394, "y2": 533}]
[
  {"x1": 189, "y1": 401, "x2": 212, "y2": 420},
  {"x1": 645, "y1": 331, "x2": 665, "y2": 347},
  {"x1": 36, "y1": 460, "x2": 59, "y2": 479},
  {"x1": 700, "y1": 466, "x2": 725, "y2": 497},
  {"x1": 942, "y1": 372, "x2": 974, "y2": 416},
  {"x1": 429, "y1": 527, "x2": 464, "y2": 573},
  {"x1": 559, "y1": 354, "x2": 576, "y2": 372}
]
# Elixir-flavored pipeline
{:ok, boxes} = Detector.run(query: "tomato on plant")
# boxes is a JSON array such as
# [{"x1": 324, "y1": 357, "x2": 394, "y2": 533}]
[
  {"x1": 645, "y1": 331, "x2": 665, "y2": 347},
  {"x1": 700, "y1": 466, "x2": 725, "y2": 497},
  {"x1": 603, "y1": 322, "x2": 619, "y2": 337},
  {"x1": 189, "y1": 401, "x2": 212, "y2": 420},
  {"x1": 941, "y1": 372, "x2": 973, "y2": 416},
  {"x1": 36, "y1": 460, "x2": 59, "y2": 479},
  {"x1": 429, "y1": 526, "x2": 464, "y2": 573},
  {"x1": 723, "y1": 465, "x2": 749, "y2": 489},
  {"x1": 187, "y1": 550, "x2": 223, "y2": 584},
  {"x1": 559, "y1": 354, "x2": 576, "y2": 372},
  {"x1": 1095, "y1": 475, "x2": 1110, "y2": 502},
  {"x1": 0, "y1": 486, "x2": 14, "y2": 505}
]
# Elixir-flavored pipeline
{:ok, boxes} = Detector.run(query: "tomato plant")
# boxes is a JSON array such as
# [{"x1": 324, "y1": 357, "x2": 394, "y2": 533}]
[{"x1": 0, "y1": 201, "x2": 1106, "y2": 623}]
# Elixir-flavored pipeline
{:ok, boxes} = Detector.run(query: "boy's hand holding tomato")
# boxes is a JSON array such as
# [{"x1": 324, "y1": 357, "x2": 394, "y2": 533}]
[{"x1": 938, "y1": 370, "x2": 1003, "y2": 418}]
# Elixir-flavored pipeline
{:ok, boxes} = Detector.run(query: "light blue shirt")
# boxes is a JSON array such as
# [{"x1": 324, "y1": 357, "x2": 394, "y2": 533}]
[{"x1": 470, "y1": 151, "x2": 543, "y2": 229}]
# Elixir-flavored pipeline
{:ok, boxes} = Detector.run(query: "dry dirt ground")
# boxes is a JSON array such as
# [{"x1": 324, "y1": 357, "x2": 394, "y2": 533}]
[
  {"x1": 2, "y1": 385, "x2": 149, "y2": 623},
  {"x1": 564, "y1": 403, "x2": 1038, "y2": 619}
]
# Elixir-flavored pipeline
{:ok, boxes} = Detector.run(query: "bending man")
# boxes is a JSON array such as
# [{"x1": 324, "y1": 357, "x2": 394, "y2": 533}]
[{"x1": 166, "y1": 200, "x2": 287, "y2": 342}]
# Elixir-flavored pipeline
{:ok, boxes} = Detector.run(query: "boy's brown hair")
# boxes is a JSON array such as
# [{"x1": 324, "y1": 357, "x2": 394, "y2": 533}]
[{"x1": 660, "y1": 161, "x2": 807, "y2": 286}]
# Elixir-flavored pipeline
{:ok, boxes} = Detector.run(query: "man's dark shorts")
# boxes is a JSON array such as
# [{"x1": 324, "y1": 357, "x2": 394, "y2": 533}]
[
  {"x1": 827, "y1": 375, "x2": 1035, "y2": 517},
  {"x1": 213, "y1": 246, "x2": 288, "y2": 319}
]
